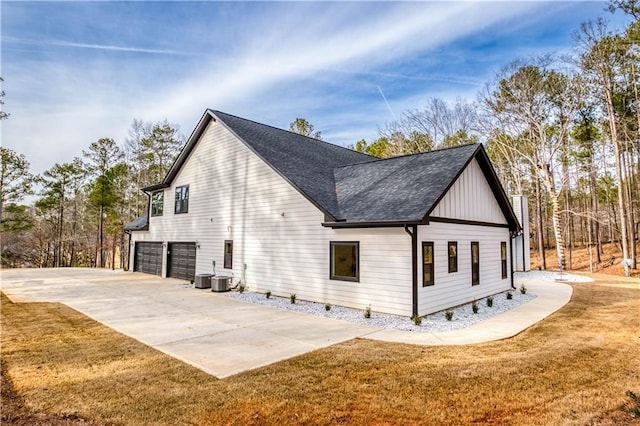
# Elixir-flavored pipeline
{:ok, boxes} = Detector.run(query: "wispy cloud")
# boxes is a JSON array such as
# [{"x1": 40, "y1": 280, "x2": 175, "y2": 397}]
[{"x1": 48, "y1": 40, "x2": 196, "y2": 56}]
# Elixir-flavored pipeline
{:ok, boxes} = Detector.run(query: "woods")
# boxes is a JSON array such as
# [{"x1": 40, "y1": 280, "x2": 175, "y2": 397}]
[{"x1": 1, "y1": 2, "x2": 638, "y2": 276}]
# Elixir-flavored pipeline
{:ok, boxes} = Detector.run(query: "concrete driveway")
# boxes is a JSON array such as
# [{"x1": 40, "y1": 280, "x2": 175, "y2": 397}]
[{"x1": 0, "y1": 268, "x2": 376, "y2": 378}]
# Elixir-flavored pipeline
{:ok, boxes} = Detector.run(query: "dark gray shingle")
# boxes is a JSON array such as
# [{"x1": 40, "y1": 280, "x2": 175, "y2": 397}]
[{"x1": 334, "y1": 144, "x2": 479, "y2": 222}]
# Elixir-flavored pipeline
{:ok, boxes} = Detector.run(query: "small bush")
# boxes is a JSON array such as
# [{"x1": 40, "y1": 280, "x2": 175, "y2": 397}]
[
  {"x1": 445, "y1": 310, "x2": 454, "y2": 321},
  {"x1": 625, "y1": 390, "x2": 640, "y2": 417},
  {"x1": 506, "y1": 291, "x2": 513, "y2": 300},
  {"x1": 364, "y1": 305, "x2": 371, "y2": 319},
  {"x1": 411, "y1": 314, "x2": 422, "y2": 326},
  {"x1": 238, "y1": 285, "x2": 245, "y2": 294},
  {"x1": 472, "y1": 300, "x2": 479, "y2": 314},
  {"x1": 265, "y1": 290, "x2": 271, "y2": 299},
  {"x1": 486, "y1": 296, "x2": 493, "y2": 307},
  {"x1": 325, "y1": 303, "x2": 331, "y2": 311},
  {"x1": 290, "y1": 293, "x2": 296, "y2": 304},
  {"x1": 520, "y1": 284, "x2": 527, "y2": 294}
]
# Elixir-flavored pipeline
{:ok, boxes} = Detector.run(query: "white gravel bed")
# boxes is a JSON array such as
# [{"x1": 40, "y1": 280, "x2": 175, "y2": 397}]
[
  {"x1": 224, "y1": 287, "x2": 536, "y2": 333},
  {"x1": 515, "y1": 270, "x2": 594, "y2": 283}
]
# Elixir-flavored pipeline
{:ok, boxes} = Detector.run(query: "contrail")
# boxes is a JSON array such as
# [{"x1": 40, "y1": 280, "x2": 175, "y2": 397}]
[{"x1": 378, "y1": 86, "x2": 396, "y2": 121}]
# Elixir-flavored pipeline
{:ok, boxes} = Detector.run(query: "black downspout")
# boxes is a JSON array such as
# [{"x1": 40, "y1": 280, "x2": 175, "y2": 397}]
[
  {"x1": 404, "y1": 225, "x2": 419, "y2": 317},
  {"x1": 509, "y1": 233, "x2": 516, "y2": 289}
]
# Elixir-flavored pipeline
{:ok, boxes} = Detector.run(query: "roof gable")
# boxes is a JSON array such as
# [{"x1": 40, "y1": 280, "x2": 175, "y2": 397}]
[{"x1": 334, "y1": 144, "x2": 479, "y2": 223}]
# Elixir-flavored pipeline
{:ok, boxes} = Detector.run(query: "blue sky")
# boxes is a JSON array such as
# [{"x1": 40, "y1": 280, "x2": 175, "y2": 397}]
[{"x1": 1, "y1": 1, "x2": 631, "y2": 178}]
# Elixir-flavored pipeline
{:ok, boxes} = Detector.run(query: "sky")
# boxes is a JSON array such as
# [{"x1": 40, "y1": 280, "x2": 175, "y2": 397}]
[{"x1": 1, "y1": 1, "x2": 632, "y2": 179}]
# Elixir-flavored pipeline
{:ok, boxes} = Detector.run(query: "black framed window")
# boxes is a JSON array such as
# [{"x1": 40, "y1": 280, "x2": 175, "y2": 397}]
[
  {"x1": 174, "y1": 185, "x2": 189, "y2": 214},
  {"x1": 501, "y1": 242, "x2": 508, "y2": 279},
  {"x1": 471, "y1": 241, "x2": 480, "y2": 285},
  {"x1": 224, "y1": 240, "x2": 233, "y2": 269},
  {"x1": 422, "y1": 242, "x2": 434, "y2": 287},
  {"x1": 448, "y1": 241, "x2": 458, "y2": 273},
  {"x1": 151, "y1": 191, "x2": 164, "y2": 216},
  {"x1": 330, "y1": 241, "x2": 359, "y2": 282}
]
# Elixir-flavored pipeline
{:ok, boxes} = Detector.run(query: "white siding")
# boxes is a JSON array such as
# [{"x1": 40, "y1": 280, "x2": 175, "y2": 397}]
[
  {"x1": 417, "y1": 222, "x2": 511, "y2": 315},
  {"x1": 130, "y1": 120, "x2": 412, "y2": 315},
  {"x1": 431, "y1": 158, "x2": 507, "y2": 224}
]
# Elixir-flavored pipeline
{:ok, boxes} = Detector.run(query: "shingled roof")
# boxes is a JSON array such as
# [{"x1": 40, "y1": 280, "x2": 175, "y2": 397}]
[{"x1": 129, "y1": 110, "x2": 519, "y2": 232}]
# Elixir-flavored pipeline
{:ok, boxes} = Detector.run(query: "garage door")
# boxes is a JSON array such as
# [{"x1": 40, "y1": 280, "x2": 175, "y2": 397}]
[
  {"x1": 167, "y1": 242, "x2": 196, "y2": 281},
  {"x1": 134, "y1": 242, "x2": 163, "y2": 276}
]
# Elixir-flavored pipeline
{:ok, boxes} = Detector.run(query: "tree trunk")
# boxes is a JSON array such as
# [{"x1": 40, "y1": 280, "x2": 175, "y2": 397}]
[{"x1": 535, "y1": 175, "x2": 546, "y2": 270}]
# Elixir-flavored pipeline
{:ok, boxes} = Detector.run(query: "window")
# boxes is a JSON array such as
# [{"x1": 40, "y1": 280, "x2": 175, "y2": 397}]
[
  {"x1": 174, "y1": 185, "x2": 189, "y2": 214},
  {"x1": 151, "y1": 191, "x2": 164, "y2": 216},
  {"x1": 448, "y1": 242, "x2": 458, "y2": 273},
  {"x1": 330, "y1": 241, "x2": 359, "y2": 282},
  {"x1": 501, "y1": 242, "x2": 508, "y2": 279},
  {"x1": 224, "y1": 240, "x2": 233, "y2": 269},
  {"x1": 422, "y1": 242, "x2": 434, "y2": 287},
  {"x1": 471, "y1": 241, "x2": 480, "y2": 285}
]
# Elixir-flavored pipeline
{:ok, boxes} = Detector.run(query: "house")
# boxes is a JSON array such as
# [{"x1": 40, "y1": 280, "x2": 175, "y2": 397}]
[{"x1": 124, "y1": 109, "x2": 521, "y2": 317}]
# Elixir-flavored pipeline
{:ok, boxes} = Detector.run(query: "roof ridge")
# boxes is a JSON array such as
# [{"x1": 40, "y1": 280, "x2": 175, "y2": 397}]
[
  {"x1": 210, "y1": 109, "x2": 374, "y2": 159},
  {"x1": 334, "y1": 142, "x2": 481, "y2": 170}
]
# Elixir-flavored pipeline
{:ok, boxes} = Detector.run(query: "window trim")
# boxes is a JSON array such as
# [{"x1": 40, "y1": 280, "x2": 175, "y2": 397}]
[
  {"x1": 501, "y1": 241, "x2": 508, "y2": 279},
  {"x1": 471, "y1": 241, "x2": 480, "y2": 286},
  {"x1": 422, "y1": 241, "x2": 434, "y2": 287},
  {"x1": 150, "y1": 190, "x2": 164, "y2": 217},
  {"x1": 448, "y1": 241, "x2": 458, "y2": 273},
  {"x1": 224, "y1": 240, "x2": 233, "y2": 269},
  {"x1": 330, "y1": 241, "x2": 359, "y2": 282},
  {"x1": 174, "y1": 185, "x2": 189, "y2": 214}
]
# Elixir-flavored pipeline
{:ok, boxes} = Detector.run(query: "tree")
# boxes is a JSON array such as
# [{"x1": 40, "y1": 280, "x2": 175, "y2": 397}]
[
  {"x1": 289, "y1": 118, "x2": 322, "y2": 139},
  {"x1": 481, "y1": 58, "x2": 583, "y2": 271},
  {"x1": 84, "y1": 138, "x2": 125, "y2": 268},
  {"x1": 0, "y1": 147, "x2": 34, "y2": 228},
  {"x1": 0, "y1": 76, "x2": 8, "y2": 121}
]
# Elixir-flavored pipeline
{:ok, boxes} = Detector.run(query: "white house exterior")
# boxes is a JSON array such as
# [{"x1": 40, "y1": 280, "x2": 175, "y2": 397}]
[{"x1": 125, "y1": 110, "x2": 521, "y2": 317}]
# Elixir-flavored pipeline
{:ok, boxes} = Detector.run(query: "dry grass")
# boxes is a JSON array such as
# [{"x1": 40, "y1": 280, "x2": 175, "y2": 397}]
[
  {"x1": 2, "y1": 276, "x2": 640, "y2": 425},
  {"x1": 531, "y1": 241, "x2": 640, "y2": 278}
]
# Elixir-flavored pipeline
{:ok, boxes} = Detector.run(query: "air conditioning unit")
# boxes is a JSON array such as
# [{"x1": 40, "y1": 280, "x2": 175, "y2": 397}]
[
  {"x1": 211, "y1": 275, "x2": 231, "y2": 292},
  {"x1": 195, "y1": 274, "x2": 212, "y2": 289}
]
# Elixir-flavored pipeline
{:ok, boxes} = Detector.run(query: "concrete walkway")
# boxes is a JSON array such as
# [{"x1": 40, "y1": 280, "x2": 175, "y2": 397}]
[{"x1": 0, "y1": 268, "x2": 572, "y2": 378}]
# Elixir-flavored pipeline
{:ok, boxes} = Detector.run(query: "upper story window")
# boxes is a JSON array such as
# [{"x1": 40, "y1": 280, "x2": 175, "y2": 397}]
[
  {"x1": 330, "y1": 241, "x2": 359, "y2": 282},
  {"x1": 175, "y1": 185, "x2": 189, "y2": 214},
  {"x1": 448, "y1": 241, "x2": 458, "y2": 273},
  {"x1": 151, "y1": 191, "x2": 164, "y2": 217}
]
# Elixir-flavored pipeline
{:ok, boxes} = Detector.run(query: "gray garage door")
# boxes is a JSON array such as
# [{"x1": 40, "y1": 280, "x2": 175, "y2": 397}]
[
  {"x1": 167, "y1": 242, "x2": 196, "y2": 281},
  {"x1": 134, "y1": 242, "x2": 163, "y2": 276}
]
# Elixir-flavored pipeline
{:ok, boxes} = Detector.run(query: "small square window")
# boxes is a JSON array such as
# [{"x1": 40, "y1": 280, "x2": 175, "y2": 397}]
[
  {"x1": 448, "y1": 242, "x2": 458, "y2": 273},
  {"x1": 330, "y1": 241, "x2": 359, "y2": 282},
  {"x1": 151, "y1": 191, "x2": 163, "y2": 216},
  {"x1": 175, "y1": 185, "x2": 189, "y2": 214}
]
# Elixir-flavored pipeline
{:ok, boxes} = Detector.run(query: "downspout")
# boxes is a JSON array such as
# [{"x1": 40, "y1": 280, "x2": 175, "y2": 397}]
[{"x1": 404, "y1": 224, "x2": 418, "y2": 317}]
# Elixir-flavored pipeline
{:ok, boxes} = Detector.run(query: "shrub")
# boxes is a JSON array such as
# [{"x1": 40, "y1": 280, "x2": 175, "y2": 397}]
[
  {"x1": 445, "y1": 310, "x2": 454, "y2": 321},
  {"x1": 265, "y1": 290, "x2": 271, "y2": 299},
  {"x1": 364, "y1": 305, "x2": 371, "y2": 319},
  {"x1": 325, "y1": 303, "x2": 331, "y2": 311},
  {"x1": 238, "y1": 285, "x2": 245, "y2": 294},
  {"x1": 472, "y1": 300, "x2": 479, "y2": 314},
  {"x1": 520, "y1": 284, "x2": 527, "y2": 294},
  {"x1": 506, "y1": 291, "x2": 513, "y2": 300},
  {"x1": 486, "y1": 296, "x2": 494, "y2": 307},
  {"x1": 625, "y1": 390, "x2": 640, "y2": 417},
  {"x1": 411, "y1": 314, "x2": 422, "y2": 326},
  {"x1": 290, "y1": 293, "x2": 296, "y2": 304}
]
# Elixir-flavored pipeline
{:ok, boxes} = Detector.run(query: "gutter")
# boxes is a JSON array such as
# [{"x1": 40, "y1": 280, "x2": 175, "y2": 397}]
[
  {"x1": 509, "y1": 231, "x2": 517, "y2": 289},
  {"x1": 404, "y1": 224, "x2": 419, "y2": 317},
  {"x1": 323, "y1": 220, "x2": 421, "y2": 229}
]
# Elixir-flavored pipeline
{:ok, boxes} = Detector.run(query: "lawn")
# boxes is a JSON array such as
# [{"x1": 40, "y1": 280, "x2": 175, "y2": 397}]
[{"x1": 2, "y1": 275, "x2": 639, "y2": 425}]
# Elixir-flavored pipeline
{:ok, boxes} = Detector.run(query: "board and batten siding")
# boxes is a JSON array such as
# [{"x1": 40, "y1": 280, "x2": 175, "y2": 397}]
[
  {"x1": 417, "y1": 222, "x2": 511, "y2": 315},
  {"x1": 130, "y1": 119, "x2": 412, "y2": 315},
  {"x1": 430, "y1": 158, "x2": 507, "y2": 225}
]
